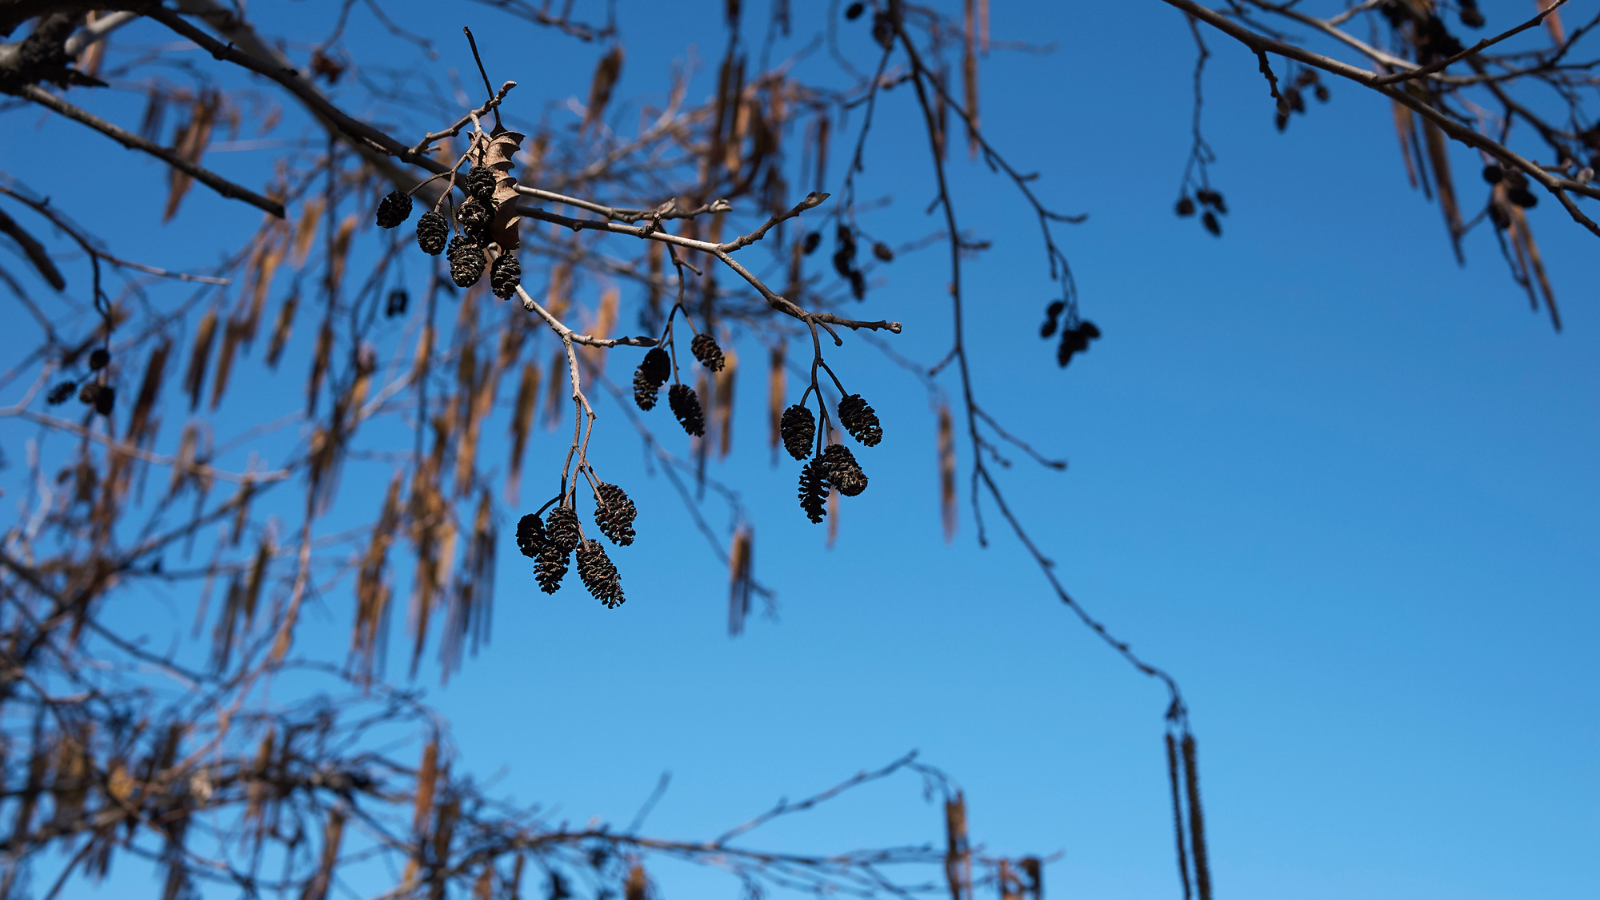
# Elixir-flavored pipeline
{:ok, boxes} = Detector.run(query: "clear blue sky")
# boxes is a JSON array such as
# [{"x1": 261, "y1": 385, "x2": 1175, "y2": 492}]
[{"x1": 5, "y1": 2, "x2": 1596, "y2": 899}]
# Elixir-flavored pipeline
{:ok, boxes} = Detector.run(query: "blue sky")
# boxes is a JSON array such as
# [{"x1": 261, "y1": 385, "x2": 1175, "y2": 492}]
[{"x1": 4, "y1": 2, "x2": 1597, "y2": 899}]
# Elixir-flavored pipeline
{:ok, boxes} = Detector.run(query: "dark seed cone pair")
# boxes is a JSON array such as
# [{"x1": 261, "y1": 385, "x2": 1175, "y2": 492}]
[
  {"x1": 1056, "y1": 320, "x2": 1102, "y2": 368},
  {"x1": 797, "y1": 445, "x2": 869, "y2": 524},
  {"x1": 77, "y1": 382, "x2": 115, "y2": 416},
  {"x1": 780, "y1": 404, "x2": 815, "y2": 460},
  {"x1": 416, "y1": 211, "x2": 448, "y2": 255},
  {"x1": 448, "y1": 235, "x2": 485, "y2": 288},
  {"x1": 632, "y1": 348, "x2": 670, "y2": 411},
  {"x1": 668, "y1": 383, "x2": 705, "y2": 437},
  {"x1": 537, "y1": 506, "x2": 583, "y2": 594},
  {"x1": 516, "y1": 513, "x2": 546, "y2": 559},
  {"x1": 821, "y1": 444, "x2": 868, "y2": 496},
  {"x1": 690, "y1": 333, "x2": 725, "y2": 372},
  {"x1": 798, "y1": 458, "x2": 829, "y2": 524},
  {"x1": 376, "y1": 190, "x2": 412, "y2": 228},
  {"x1": 464, "y1": 164, "x2": 498, "y2": 206},
  {"x1": 491, "y1": 253, "x2": 521, "y2": 300},
  {"x1": 577, "y1": 539, "x2": 625, "y2": 608},
  {"x1": 837, "y1": 394, "x2": 883, "y2": 447},
  {"x1": 593, "y1": 482, "x2": 637, "y2": 546}
]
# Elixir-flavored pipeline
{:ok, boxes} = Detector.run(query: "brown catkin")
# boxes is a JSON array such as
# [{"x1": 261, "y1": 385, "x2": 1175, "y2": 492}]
[
  {"x1": 1182, "y1": 734, "x2": 1211, "y2": 900},
  {"x1": 1166, "y1": 733, "x2": 1194, "y2": 900}
]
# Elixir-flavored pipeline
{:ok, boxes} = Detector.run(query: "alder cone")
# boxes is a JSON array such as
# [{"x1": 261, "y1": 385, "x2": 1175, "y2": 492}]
[
  {"x1": 593, "y1": 482, "x2": 637, "y2": 546},
  {"x1": 464, "y1": 164, "x2": 498, "y2": 206},
  {"x1": 639, "y1": 346, "x2": 670, "y2": 384},
  {"x1": 546, "y1": 505, "x2": 582, "y2": 554},
  {"x1": 577, "y1": 539, "x2": 625, "y2": 608},
  {"x1": 798, "y1": 458, "x2": 828, "y2": 523},
  {"x1": 46, "y1": 382, "x2": 75, "y2": 405},
  {"x1": 668, "y1": 384, "x2": 705, "y2": 437},
  {"x1": 837, "y1": 393, "x2": 883, "y2": 447},
  {"x1": 490, "y1": 252, "x2": 521, "y2": 300},
  {"x1": 515, "y1": 513, "x2": 546, "y2": 559},
  {"x1": 632, "y1": 367, "x2": 662, "y2": 411},
  {"x1": 632, "y1": 347, "x2": 670, "y2": 410},
  {"x1": 780, "y1": 404, "x2": 815, "y2": 460},
  {"x1": 448, "y1": 235, "x2": 484, "y2": 288},
  {"x1": 458, "y1": 200, "x2": 492, "y2": 241},
  {"x1": 415, "y1": 211, "x2": 448, "y2": 255},
  {"x1": 690, "y1": 332, "x2": 725, "y2": 372},
  {"x1": 88, "y1": 348, "x2": 109, "y2": 370},
  {"x1": 535, "y1": 542, "x2": 569, "y2": 594},
  {"x1": 375, "y1": 190, "x2": 412, "y2": 228},
  {"x1": 820, "y1": 444, "x2": 867, "y2": 497}
]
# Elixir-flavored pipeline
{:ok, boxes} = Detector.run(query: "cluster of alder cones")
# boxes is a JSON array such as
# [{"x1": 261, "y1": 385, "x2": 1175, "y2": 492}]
[
  {"x1": 630, "y1": 328, "x2": 727, "y2": 438},
  {"x1": 46, "y1": 346, "x2": 114, "y2": 416},
  {"x1": 779, "y1": 391, "x2": 882, "y2": 524},
  {"x1": 375, "y1": 163, "x2": 521, "y2": 299},
  {"x1": 515, "y1": 481, "x2": 636, "y2": 608}
]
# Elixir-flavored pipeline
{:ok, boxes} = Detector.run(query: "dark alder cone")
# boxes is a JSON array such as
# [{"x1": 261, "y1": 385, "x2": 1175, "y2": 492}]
[
  {"x1": 1175, "y1": 196, "x2": 1196, "y2": 217},
  {"x1": 780, "y1": 404, "x2": 816, "y2": 460},
  {"x1": 593, "y1": 482, "x2": 637, "y2": 546},
  {"x1": 1057, "y1": 321, "x2": 1101, "y2": 368},
  {"x1": 376, "y1": 190, "x2": 412, "y2": 228},
  {"x1": 1040, "y1": 299, "x2": 1066, "y2": 339},
  {"x1": 464, "y1": 164, "x2": 498, "y2": 206},
  {"x1": 93, "y1": 385, "x2": 115, "y2": 416},
  {"x1": 1201, "y1": 211, "x2": 1221, "y2": 236},
  {"x1": 821, "y1": 444, "x2": 868, "y2": 497},
  {"x1": 491, "y1": 252, "x2": 522, "y2": 300},
  {"x1": 802, "y1": 231, "x2": 822, "y2": 255},
  {"x1": 849, "y1": 270, "x2": 867, "y2": 301},
  {"x1": 46, "y1": 382, "x2": 76, "y2": 405},
  {"x1": 668, "y1": 383, "x2": 705, "y2": 437},
  {"x1": 516, "y1": 513, "x2": 546, "y2": 559},
  {"x1": 385, "y1": 289, "x2": 408, "y2": 318},
  {"x1": 1482, "y1": 164, "x2": 1504, "y2": 184},
  {"x1": 458, "y1": 200, "x2": 492, "y2": 241},
  {"x1": 871, "y1": 11, "x2": 895, "y2": 49},
  {"x1": 1314, "y1": 84, "x2": 1331, "y2": 103},
  {"x1": 1459, "y1": 0, "x2": 1485, "y2": 28},
  {"x1": 416, "y1": 210, "x2": 448, "y2": 255},
  {"x1": 798, "y1": 459, "x2": 829, "y2": 524},
  {"x1": 632, "y1": 368, "x2": 662, "y2": 411},
  {"x1": 1508, "y1": 187, "x2": 1538, "y2": 208},
  {"x1": 690, "y1": 332, "x2": 725, "y2": 372},
  {"x1": 546, "y1": 505, "x2": 583, "y2": 554},
  {"x1": 88, "y1": 348, "x2": 109, "y2": 370},
  {"x1": 844, "y1": 1, "x2": 865, "y2": 20},
  {"x1": 577, "y1": 539, "x2": 625, "y2": 608},
  {"x1": 640, "y1": 346, "x2": 670, "y2": 383},
  {"x1": 837, "y1": 393, "x2": 883, "y2": 447},
  {"x1": 536, "y1": 542, "x2": 569, "y2": 594},
  {"x1": 448, "y1": 235, "x2": 485, "y2": 288},
  {"x1": 632, "y1": 347, "x2": 671, "y2": 410},
  {"x1": 77, "y1": 381, "x2": 100, "y2": 406},
  {"x1": 872, "y1": 242, "x2": 894, "y2": 262}
]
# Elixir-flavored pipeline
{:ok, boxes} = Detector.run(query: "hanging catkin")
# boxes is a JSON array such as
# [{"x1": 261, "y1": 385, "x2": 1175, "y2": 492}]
[
  {"x1": 1166, "y1": 733, "x2": 1193, "y2": 900},
  {"x1": 1182, "y1": 733, "x2": 1211, "y2": 900}
]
